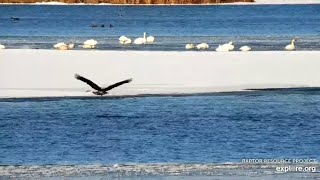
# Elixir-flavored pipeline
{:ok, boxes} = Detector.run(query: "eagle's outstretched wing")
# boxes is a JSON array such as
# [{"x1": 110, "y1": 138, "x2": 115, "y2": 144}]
[
  {"x1": 102, "y1": 78, "x2": 132, "y2": 91},
  {"x1": 74, "y1": 74, "x2": 102, "y2": 91}
]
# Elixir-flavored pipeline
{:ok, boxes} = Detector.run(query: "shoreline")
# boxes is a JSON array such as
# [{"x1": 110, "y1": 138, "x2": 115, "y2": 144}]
[
  {"x1": 1, "y1": 50, "x2": 320, "y2": 98},
  {"x1": 1, "y1": 1, "x2": 320, "y2": 5},
  {"x1": 1, "y1": 163, "x2": 319, "y2": 178}
]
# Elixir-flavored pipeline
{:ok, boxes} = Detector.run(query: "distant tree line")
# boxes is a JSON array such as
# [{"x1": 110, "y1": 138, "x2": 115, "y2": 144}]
[{"x1": 0, "y1": 0, "x2": 253, "y2": 4}]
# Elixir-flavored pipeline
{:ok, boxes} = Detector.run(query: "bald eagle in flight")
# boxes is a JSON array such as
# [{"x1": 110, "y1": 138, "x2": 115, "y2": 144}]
[{"x1": 75, "y1": 74, "x2": 132, "y2": 96}]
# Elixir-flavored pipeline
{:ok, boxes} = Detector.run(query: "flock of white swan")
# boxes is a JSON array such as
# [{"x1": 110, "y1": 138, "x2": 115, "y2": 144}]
[
  {"x1": 0, "y1": 33, "x2": 296, "y2": 51},
  {"x1": 53, "y1": 32, "x2": 156, "y2": 50},
  {"x1": 121, "y1": 32, "x2": 156, "y2": 45},
  {"x1": 185, "y1": 39, "x2": 296, "y2": 51},
  {"x1": 52, "y1": 39, "x2": 98, "y2": 50}
]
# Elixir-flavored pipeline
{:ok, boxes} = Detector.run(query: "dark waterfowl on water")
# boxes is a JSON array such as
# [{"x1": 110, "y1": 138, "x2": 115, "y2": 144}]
[
  {"x1": 91, "y1": 24, "x2": 105, "y2": 28},
  {"x1": 11, "y1": 17, "x2": 20, "y2": 22}
]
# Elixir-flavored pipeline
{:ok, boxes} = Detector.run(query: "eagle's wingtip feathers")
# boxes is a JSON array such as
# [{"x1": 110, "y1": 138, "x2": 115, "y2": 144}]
[{"x1": 74, "y1": 73, "x2": 80, "y2": 79}]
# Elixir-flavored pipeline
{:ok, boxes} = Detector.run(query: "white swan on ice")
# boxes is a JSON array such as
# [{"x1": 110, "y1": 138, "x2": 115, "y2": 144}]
[
  {"x1": 196, "y1": 43, "x2": 209, "y2": 50},
  {"x1": 215, "y1": 42, "x2": 234, "y2": 52},
  {"x1": 0, "y1": 44, "x2": 6, "y2": 49},
  {"x1": 119, "y1": 36, "x2": 132, "y2": 45},
  {"x1": 240, "y1": 45, "x2": 251, "y2": 52},
  {"x1": 285, "y1": 39, "x2": 296, "y2": 51},
  {"x1": 134, "y1": 32, "x2": 155, "y2": 45},
  {"x1": 119, "y1": 36, "x2": 128, "y2": 42},
  {"x1": 82, "y1": 39, "x2": 98, "y2": 49},
  {"x1": 134, "y1": 32, "x2": 147, "y2": 45},
  {"x1": 54, "y1": 42, "x2": 75, "y2": 50},
  {"x1": 67, "y1": 43, "x2": 75, "y2": 49},
  {"x1": 146, "y1": 33, "x2": 155, "y2": 44},
  {"x1": 185, "y1": 43, "x2": 195, "y2": 50},
  {"x1": 54, "y1": 42, "x2": 67, "y2": 50}
]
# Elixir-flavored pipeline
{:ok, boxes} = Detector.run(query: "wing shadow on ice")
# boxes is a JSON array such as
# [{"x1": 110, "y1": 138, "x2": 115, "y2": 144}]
[
  {"x1": 246, "y1": 87, "x2": 320, "y2": 92},
  {"x1": 1, "y1": 87, "x2": 320, "y2": 102}
]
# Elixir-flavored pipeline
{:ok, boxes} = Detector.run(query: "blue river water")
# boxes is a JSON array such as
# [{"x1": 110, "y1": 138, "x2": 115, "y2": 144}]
[
  {"x1": 1, "y1": 89, "x2": 320, "y2": 178},
  {"x1": 0, "y1": 4, "x2": 320, "y2": 50},
  {"x1": 0, "y1": 89, "x2": 320, "y2": 166}
]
